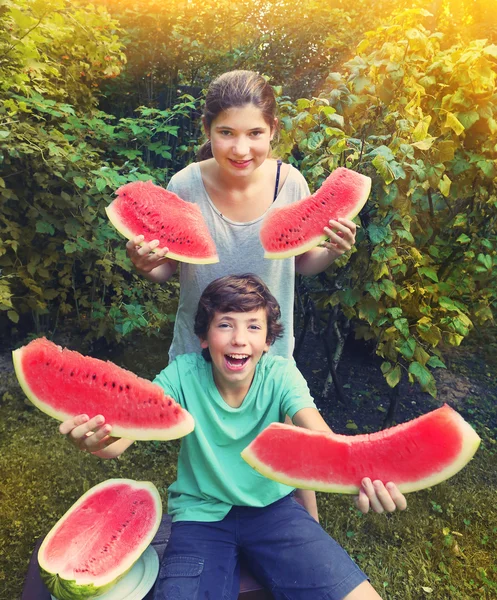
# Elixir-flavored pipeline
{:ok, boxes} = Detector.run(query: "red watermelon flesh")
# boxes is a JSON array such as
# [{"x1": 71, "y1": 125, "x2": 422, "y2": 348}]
[
  {"x1": 241, "y1": 405, "x2": 480, "y2": 493},
  {"x1": 106, "y1": 180, "x2": 219, "y2": 264},
  {"x1": 260, "y1": 167, "x2": 371, "y2": 259},
  {"x1": 12, "y1": 337, "x2": 194, "y2": 441},
  {"x1": 38, "y1": 479, "x2": 162, "y2": 600}
]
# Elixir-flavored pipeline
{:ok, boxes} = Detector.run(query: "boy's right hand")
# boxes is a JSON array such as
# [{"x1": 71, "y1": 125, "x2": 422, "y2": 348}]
[
  {"x1": 126, "y1": 235, "x2": 171, "y2": 273},
  {"x1": 59, "y1": 414, "x2": 116, "y2": 454}
]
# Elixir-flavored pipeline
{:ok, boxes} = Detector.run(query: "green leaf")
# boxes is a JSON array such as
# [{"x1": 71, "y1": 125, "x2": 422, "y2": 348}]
[
  {"x1": 7, "y1": 310, "x2": 19, "y2": 323},
  {"x1": 73, "y1": 177, "x2": 86, "y2": 189},
  {"x1": 427, "y1": 356, "x2": 447, "y2": 369},
  {"x1": 36, "y1": 222, "x2": 55, "y2": 235},
  {"x1": 368, "y1": 223, "x2": 390, "y2": 244},
  {"x1": 394, "y1": 318, "x2": 409, "y2": 338},
  {"x1": 477, "y1": 254, "x2": 492, "y2": 270},
  {"x1": 419, "y1": 267, "x2": 439, "y2": 282},
  {"x1": 96, "y1": 178, "x2": 107, "y2": 192},
  {"x1": 456, "y1": 233, "x2": 471, "y2": 244},
  {"x1": 386, "y1": 365, "x2": 401, "y2": 388},
  {"x1": 438, "y1": 174, "x2": 451, "y2": 197},
  {"x1": 408, "y1": 361, "x2": 433, "y2": 389},
  {"x1": 379, "y1": 279, "x2": 397, "y2": 299}
]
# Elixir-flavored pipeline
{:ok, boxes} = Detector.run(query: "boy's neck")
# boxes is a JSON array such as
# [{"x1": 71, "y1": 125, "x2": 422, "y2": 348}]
[{"x1": 212, "y1": 372, "x2": 255, "y2": 408}]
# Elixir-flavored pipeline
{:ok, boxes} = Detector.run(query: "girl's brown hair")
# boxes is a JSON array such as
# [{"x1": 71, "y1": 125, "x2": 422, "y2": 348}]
[
  {"x1": 196, "y1": 70, "x2": 277, "y2": 161},
  {"x1": 194, "y1": 273, "x2": 284, "y2": 361}
]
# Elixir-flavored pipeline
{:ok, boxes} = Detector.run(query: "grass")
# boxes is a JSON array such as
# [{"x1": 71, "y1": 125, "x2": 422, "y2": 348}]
[{"x1": 1, "y1": 337, "x2": 496, "y2": 600}]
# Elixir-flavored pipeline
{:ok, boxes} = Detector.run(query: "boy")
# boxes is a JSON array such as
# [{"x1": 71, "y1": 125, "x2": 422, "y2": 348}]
[{"x1": 61, "y1": 274, "x2": 407, "y2": 600}]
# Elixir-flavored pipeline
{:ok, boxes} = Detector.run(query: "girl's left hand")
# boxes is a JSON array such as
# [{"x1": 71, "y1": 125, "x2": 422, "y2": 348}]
[
  {"x1": 320, "y1": 218, "x2": 357, "y2": 258},
  {"x1": 354, "y1": 478, "x2": 407, "y2": 514}
]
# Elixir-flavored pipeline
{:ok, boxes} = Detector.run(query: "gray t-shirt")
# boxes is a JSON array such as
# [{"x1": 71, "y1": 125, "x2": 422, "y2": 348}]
[{"x1": 167, "y1": 162, "x2": 310, "y2": 362}]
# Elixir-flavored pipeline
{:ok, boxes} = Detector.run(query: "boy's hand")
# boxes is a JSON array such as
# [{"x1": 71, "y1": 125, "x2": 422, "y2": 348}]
[
  {"x1": 354, "y1": 478, "x2": 407, "y2": 514},
  {"x1": 126, "y1": 235, "x2": 171, "y2": 273},
  {"x1": 319, "y1": 218, "x2": 357, "y2": 258},
  {"x1": 59, "y1": 414, "x2": 117, "y2": 453}
]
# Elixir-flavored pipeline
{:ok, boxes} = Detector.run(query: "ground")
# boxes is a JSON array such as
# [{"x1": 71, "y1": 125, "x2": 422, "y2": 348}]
[{"x1": 294, "y1": 325, "x2": 497, "y2": 438}]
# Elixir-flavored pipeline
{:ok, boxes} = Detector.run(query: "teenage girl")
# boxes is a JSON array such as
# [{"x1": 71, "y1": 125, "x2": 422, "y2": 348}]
[{"x1": 126, "y1": 70, "x2": 358, "y2": 363}]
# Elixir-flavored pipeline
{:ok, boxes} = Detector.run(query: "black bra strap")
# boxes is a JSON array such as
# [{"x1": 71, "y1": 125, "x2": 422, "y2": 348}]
[{"x1": 273, "y1": 159, "x2": 282, "y2": 202}]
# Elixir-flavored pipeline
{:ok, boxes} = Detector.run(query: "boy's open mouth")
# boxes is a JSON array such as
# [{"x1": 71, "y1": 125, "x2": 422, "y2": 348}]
[{"x1": 225, "y1": 354, "x2": 250, "y2": 370}]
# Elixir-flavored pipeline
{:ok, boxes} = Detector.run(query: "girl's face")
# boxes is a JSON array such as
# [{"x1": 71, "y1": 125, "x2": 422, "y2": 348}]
[{"x1": 206, "y1": 104, "x2": 276, "y2": 177}]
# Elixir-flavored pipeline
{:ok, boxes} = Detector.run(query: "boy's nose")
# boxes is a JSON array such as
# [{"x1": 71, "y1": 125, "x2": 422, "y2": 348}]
[{"x1": 232, "y1": 329, "x2": 247, "y2": 345}]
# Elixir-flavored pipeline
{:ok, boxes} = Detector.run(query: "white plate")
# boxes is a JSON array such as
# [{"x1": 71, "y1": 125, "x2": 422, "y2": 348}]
[{"x1": 51, "y1": 545, "x2": 160, "y2": 600}]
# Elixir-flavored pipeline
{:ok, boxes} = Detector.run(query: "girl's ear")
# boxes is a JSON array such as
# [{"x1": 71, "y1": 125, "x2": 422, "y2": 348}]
[{"x1": 200, "y1": 338, "x2": 209, "y2": 349}]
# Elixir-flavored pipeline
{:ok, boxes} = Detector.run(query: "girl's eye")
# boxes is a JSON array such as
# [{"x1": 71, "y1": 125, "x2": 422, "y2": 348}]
[
  {"x1": 250, "y1": 131, "x2": 263, "y2": 137},
  {"x1": 220, "y1": 130, "x2": 232, "y2": 136}
]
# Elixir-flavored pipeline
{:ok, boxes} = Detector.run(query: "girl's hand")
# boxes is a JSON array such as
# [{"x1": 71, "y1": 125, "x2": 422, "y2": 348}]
[
  {"x1": 320, "y1": 218, "x2": 357, "y2": 258},
  {"x1": 354, "y1": 478, "x2": 407, "y2": 514},
  {"x1": 59, "y1": 414, "x2": 117, "y2": 454},
  {"x1": 126, "y1": 235, "x2": 171, "y2": 273}
]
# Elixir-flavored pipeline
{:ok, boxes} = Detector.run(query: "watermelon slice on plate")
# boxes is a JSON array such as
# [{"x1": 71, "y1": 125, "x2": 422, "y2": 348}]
[
  {"x1": 260, "y1": 167, "x2": 371, "y2": 259},
  {"x1": 12, "y1": 337, "x2": 194, "y2": 441},
  {"x1": 241, "y1": 405, "x2": 481, "y2": 493},
  {"x1": 39, "y1": 479, "x2": 161, "y2": 600},
  {"x1": 106, "y1": 180, "x2": 219, "y2": 264}
]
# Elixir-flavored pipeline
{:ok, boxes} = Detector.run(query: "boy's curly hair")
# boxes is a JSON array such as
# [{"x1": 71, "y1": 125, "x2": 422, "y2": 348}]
[{"x1": 194, "y1": 274, "x2": 284, "y2": 362}]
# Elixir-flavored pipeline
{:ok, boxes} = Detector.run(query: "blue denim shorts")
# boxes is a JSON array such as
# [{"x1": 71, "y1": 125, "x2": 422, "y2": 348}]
[{"x1": 153, "y1": 494, "x2": 367, "y2": 600}]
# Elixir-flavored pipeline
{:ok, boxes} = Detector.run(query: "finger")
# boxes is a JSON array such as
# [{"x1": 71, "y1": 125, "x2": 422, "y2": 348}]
[
  {"x1": 59, "y1": 414, "x2": 89, "y2": 435},
  {"x1": 354, "y1": 487, "x2": 371, "y2": 514},
  {"x1": 327, "y1": 220, "x2": 356, "y2": 241},
  {"x1": 68, "y1": 415, "x2": 106, "y2": 444},
  {"x1": 386, "y1": 482, "x2": 407, "y2": 511},
  {"x1": 337, "y1": 218, "x2": 357, "y2": 232},
  {"x1": 360, "y1": 477, "x2": 385, "y2": 514},
  {"x1": 371, "y1": 480, "x2": 397, "y2": 513},
  {"x1": 323, "y1": 229, "x2": 352, "y2": 251},
  {"x1": 81, "y1": 424, "x2": 114, "y2": 452}
]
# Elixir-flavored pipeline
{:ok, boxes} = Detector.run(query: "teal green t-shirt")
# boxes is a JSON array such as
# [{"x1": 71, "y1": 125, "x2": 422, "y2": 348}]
[{"x1": 153, "y1": 353, "x2": 316, "y2": 523}]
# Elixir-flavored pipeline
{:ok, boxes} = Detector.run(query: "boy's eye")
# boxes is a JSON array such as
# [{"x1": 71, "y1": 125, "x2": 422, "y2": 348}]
[
  {"x1": 249, "y1": 324, "x2": 262, "y2": 330},
  {"x1": 218, "y1": 322, "x2": 231, "y2": 328}
]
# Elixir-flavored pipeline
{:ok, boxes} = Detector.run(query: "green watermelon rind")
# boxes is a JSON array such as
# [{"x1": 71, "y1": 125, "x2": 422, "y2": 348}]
[
  {"x1": 12, "y1": 340, "x2": 195, "y2": 442},
  {"x1": 38, "y1": 479, "x2": 162, "y2": 600},
  {"x1": 261, "y1": 168, "x2": 371, "y2": 260},
  {"x1": 241, "y1": 405, "x2": 481, "y2": 494},
  {"x1": 105, "y1": 201, "x2": 219, "y2": 265}
]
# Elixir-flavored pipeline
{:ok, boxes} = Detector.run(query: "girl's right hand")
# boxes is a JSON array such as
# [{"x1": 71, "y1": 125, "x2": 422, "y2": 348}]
[
  {"x1": 59, "y1": 414, "x2": 116, "y2": 453},
  {"x1": 126, "y1": 235, "x2": 171, "y2": 273}
]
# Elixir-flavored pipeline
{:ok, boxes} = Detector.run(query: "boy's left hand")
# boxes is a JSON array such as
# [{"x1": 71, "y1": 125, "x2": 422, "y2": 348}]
[{"x1": 355, "y1": 478, "x2": 407, "y2": 514}]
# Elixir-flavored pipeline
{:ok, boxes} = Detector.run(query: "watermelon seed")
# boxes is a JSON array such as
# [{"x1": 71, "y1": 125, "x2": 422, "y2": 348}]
[
  {"x1": 59, "y1": 367, "x2": 63, "y2": 371},
  {"x1": 119, "y1": 385, "x2": 123, "y2": 391},
  {"x1": 126, "y1": 385, "x2": 130, "y2": 390},
  {"x1": 92, "y1": 374, "x2": 97, "y2": 380},
  {"x1": 45, "y1": 361, "x2": 50, "y2": 366},
  {"x1": 104, "y1": 382, "x2": 107, "y2": 387},
  {"x1": 70, "y1": 371, "x2": 74, "y2": 376},
  {"x1": 112, "y1": 382, "x2": 116, "y2": 388},
  {"x1": 160, "y1": 413, "x2": 164, "y2": 418},
  {"x1": 168, "y1": 400, "x2": 172, "y2": 406}
]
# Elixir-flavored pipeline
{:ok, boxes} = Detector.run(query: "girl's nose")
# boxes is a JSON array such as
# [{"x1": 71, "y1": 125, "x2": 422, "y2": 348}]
[{"x1": 232, "y1": 137, "x2": 249, "y2": 156}]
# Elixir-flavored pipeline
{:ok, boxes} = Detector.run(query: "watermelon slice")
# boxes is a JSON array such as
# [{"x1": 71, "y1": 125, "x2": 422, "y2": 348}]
[
  {"x1": 106, "y1": 180, "x2": 219, "y2": 264},
  {"x1": 241, "y1": 405, "x2": 481, "y2": 493},
  {"x1": 38, "y1": 478, "x2": 162, "y2": 600},
  {"x1": 260, "y1": 167, "x2": 371, "y2": 259},
  {"x1": 12, "y1": 337, "x2": 194, "y2": 441}
]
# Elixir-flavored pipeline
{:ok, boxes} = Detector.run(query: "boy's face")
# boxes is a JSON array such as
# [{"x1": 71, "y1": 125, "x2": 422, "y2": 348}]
[{"x1": 200, "y1": 308, "x2": 270, "y2": 393}]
